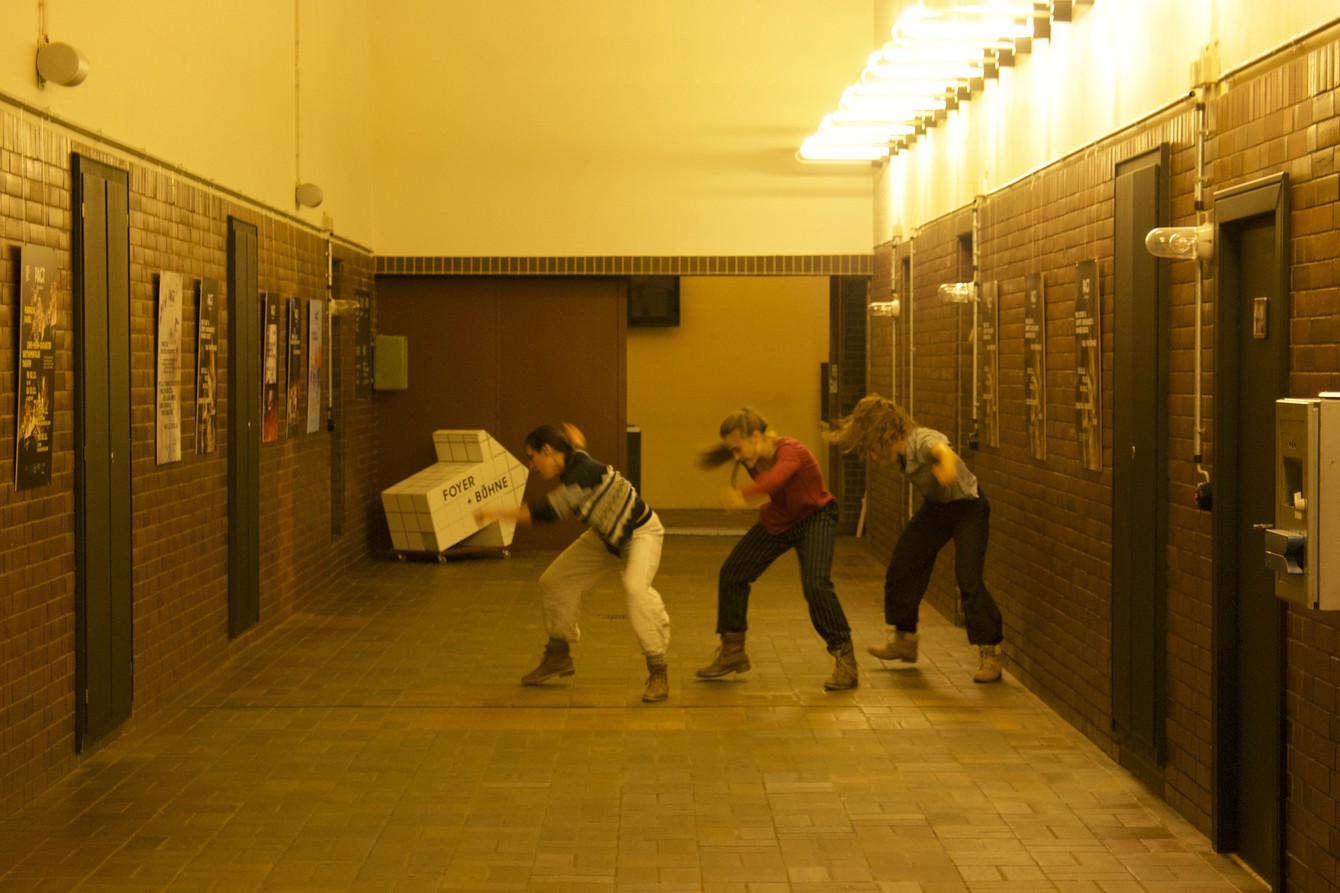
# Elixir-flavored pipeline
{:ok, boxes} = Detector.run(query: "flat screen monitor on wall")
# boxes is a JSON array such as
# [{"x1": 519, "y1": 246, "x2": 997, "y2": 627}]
[{"x1": 628, "y1": 276, "x2": 680, "y2": 327}]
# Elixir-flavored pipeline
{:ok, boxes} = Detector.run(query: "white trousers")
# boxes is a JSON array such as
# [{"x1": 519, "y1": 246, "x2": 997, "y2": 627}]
[{"x1": 537, "y1": 512, "x2": 670, "y2": 656}]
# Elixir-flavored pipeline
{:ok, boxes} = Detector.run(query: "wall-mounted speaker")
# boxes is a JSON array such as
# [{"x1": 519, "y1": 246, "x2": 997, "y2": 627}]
[{"x1": 36, "y1": 42, "x2": 89, "y2": 87}]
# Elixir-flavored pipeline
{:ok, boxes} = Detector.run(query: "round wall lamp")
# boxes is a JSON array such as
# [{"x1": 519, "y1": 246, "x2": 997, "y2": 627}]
[
  {"x1": 36, "y1": 41, "x2": 89, "y2": 87},
  {"x1": 295, "y1": 182, "x2": 324, "y2": 209}
]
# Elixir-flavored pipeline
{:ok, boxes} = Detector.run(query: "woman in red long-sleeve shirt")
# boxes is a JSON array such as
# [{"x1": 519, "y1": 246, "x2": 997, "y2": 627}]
[{"x1": 695, "y1": 407, "x2": 857, "y2": 691}]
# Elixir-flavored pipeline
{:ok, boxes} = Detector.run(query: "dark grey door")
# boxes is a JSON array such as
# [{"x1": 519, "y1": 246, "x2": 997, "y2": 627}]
[
  {"x1": 72, "y1": 153, "x2": 133, "y2": 751},
  {"x1": 1111, "y1": 147, "x2": 1169, "y2": 783},
  {"x1": 1212, "y1": 173, "x2": 1289, "y2": 889},
  {"x1": 227, "y1": 218, "x2": 261, "y2": 637}
]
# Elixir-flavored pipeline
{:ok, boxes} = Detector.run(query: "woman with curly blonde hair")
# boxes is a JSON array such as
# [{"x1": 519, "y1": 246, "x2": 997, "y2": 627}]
[
  {"x1": 695, "y1": 407, "x2": 858, "y2": 691},
  {"x1": 827, "y1": 394, "x2": 1003, "y2": 683}
]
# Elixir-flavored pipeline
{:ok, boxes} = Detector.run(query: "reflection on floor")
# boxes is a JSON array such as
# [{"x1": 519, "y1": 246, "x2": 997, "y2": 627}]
[{"x1": 0, "y1": 536, "x2": 1264, "y2": 892}]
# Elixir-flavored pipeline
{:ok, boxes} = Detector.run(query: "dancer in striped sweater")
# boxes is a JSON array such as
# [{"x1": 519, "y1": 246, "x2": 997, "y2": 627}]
[{"x1": 475, "y1": 423, "x2": 672, "y2": 702}]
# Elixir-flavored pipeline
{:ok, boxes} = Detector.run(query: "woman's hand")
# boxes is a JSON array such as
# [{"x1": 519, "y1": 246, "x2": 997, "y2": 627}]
[
  {"x1": 559, "y1": 422, "x2": 586, "y2": 449},
  {"x1": 720, "y1": 487, "x2": 748, "y2": 511},
  {"x1": 475, "y1": 504, "x2": 530, "y2": 526}
]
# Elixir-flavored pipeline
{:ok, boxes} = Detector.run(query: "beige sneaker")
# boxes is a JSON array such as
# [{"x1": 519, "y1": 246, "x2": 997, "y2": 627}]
[
  {"x1": 867, "y1": 630, "x2": 917, "y2": 662},
  {"x1": 973, "y1": 644, "x2": 1002, "y2": 683}
]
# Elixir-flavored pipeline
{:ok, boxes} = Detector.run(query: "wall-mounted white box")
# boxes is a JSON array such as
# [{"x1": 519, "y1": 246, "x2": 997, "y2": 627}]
[{"x1": 381, "y1": 429, "x2": 528, "y2": 554}]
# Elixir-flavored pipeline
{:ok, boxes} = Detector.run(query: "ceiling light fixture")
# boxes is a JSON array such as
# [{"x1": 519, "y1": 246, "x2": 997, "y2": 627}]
[{"x1": 799, "y1": 0, "x2": 1085, "y2": 164}]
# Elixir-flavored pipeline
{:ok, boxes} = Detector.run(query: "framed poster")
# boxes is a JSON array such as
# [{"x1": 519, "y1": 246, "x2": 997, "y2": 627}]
[
  {"x1": 155, "y1": 272, "x2": 183, "y2": 464},
  {"x1": 15, "y1": 245, "x2": 57, "y2": 489},
  {"x1": 1024, "y1": 273, "x2": 1046, "y2": 461},
  {"x1": 1075, "y1": 260, "x2": 1102, "y2": 471},
  {"x1": 979, "y1": 280, "x2": 999, "y2": 448},
  {"x1": 287, "y1": 297, "x2": 303, "y2": 438},
  {"x1": 262, "y1": 293, "x2": 280, "y2": 443},
  {"x1": 307, "y1": 299, "x2": 323, "y2": 433},
  {"x1": 196, "y1": 278, "x2": 219, "y2": 453},
  {"x1": 354, "y1": 288, "x2": 373, "y2": 398}
]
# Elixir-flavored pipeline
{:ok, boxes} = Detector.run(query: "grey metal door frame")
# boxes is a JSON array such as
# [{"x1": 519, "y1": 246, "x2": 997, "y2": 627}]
[{"x1": 1211, "y1": 172, "x2": 1289, "y2": 889}]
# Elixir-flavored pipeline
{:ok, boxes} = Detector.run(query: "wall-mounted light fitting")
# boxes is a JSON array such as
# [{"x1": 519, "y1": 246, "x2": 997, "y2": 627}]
[
  {"x1": 938, "y1": 282, "x2": 978, "y2": 303},
  {"x1": 1145, "y1": 223, "x2": 1213, "y2": 261},
  {"x1": 295, "y1": 182, "x2": 324, "y2": 208},
  {"x1": 870, "y1": 300, "x2": 901, "y2": 318},
  {"x1": 36, "y1": 41, "x2": 89, "y2": 87}
]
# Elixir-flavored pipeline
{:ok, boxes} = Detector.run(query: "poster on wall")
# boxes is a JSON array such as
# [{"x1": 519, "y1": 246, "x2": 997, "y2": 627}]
[
  {"x1": 287, "y1": 297, "x2": 303, "y2": 438},
  {"x1": 262, "y1": 293, "x2": 280, "y2": 443},
  {"x1": 196, "y1": 277, "x2": 219, "y2": 454},
  {"x1": 1075, "y1": 260, "x2": 1102, "y2": 472},
  {"x1": 979, "y1": 280, "x2": 1000, "y2": 448},
  {"x1": 1024, "y1": 272, "x2": 1047, "y2": 461},
  {"x1": 354, "y1": 288, "x2": 372, "y2": 398},
  {"x1": 307, "y1": 299, "x2": 323, "y2": 433},
  {"x1": 15, "y1": 245, "x2": 57, "y2": 489},
  {"x1": 155, "y1": 271, "x2": 183, "y2": 464}
]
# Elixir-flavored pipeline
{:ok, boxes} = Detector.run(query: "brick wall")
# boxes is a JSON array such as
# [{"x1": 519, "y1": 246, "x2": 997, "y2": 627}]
[
  {"x1": 863, "y1": 35, "x2": 1340, "y2": 893},
  {"x1": 0, "y1": 110, "x2": 380, "y2": 819}
]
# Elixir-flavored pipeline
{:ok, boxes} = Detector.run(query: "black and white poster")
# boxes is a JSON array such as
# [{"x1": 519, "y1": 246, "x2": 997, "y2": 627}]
[
  {"x1": 1024, "y1": 273, "x2": 1046, "y2": 461},
  {"x1": 15, "y1": 245, "x2": 57, "y2": 489},
  {"x1": 1075, "y1": 260, "x2": 1102, "y2": 471},
  {"x1": 306, "y1": 299, "x2": 323, "y2": 434},
  {"x1": 196, "y1": 278, "x2": 219, "y2": 454},
  {"x1": 287, "y1": 297, "x2": 303, "y2": 438},
  {"x1": 156, "y1": 271, "x2": 183, "y2": 464},
  {"x1": 262, "y1": 293, "x2": 280, "y2": 443},
  {"x1": 979, "y1": 280, "x2": 999, "y2": 448},
  {"x1": 354, "y1": 288, "x2": 372, "y2": 398}
]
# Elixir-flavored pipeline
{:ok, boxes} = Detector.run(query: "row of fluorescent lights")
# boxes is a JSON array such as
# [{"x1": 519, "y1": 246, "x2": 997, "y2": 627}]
[{"x1": 799, "y1": 1, "x2": 1093, "y2": 163}]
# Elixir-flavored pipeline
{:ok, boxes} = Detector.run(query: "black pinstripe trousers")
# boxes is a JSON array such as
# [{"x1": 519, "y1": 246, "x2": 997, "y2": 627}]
[{"x1": 715, "y1": 501, "x2": 852, "y2": 649}]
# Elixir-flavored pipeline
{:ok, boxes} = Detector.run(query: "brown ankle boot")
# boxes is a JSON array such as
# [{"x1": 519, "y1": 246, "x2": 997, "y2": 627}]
[
  {"x1": 521, "y1": 639, "x2": 575, "y2": 685},
  {"x1": 824, "y1": 640, "x2": 859, "y2": 691},
  {"x1": 642, "y1": 664, "x2": 669, "y2": 702},
  {"x1": 867, "y1": 630, "x2": 917, "y2": 663},
  {"x1": 696, "y1": 631, "x2": 750, "y2": 678}
]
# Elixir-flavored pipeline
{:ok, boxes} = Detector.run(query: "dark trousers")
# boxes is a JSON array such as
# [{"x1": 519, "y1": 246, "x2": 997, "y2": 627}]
[
  {"x1": 716, "y1": 502, "x2": 852, "y2": 649},
  {"x1": 884, "y1": 495, "x2": 1002, "y2": 646}
]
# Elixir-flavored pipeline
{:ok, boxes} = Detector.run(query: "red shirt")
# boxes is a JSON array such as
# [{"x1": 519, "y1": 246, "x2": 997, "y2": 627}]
[{"x1": 740, "y1": 437, "x2": 834, "y2": 535}]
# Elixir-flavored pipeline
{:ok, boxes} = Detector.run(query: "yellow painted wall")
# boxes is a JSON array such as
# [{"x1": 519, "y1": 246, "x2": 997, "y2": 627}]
[
  {"x1": 627, "y1": 277, "x2": 831, "y2": 509},
  {"x1": 1, "y1": 0, "x2": 376, "y2": 243}
]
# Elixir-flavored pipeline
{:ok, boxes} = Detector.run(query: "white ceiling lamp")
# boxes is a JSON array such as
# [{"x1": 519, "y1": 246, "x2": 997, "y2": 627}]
[
  {"x1": 798, "y1": 136, "x2": 893, "y2": 163},
  {"x1": 840, "y1": 87, "x2": 948, "y2": 117}
]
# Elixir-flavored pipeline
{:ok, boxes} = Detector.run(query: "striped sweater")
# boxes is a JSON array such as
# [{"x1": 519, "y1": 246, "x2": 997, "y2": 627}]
[{"x1": 529, "y1": 450, "x2": 651, "y2": 555}]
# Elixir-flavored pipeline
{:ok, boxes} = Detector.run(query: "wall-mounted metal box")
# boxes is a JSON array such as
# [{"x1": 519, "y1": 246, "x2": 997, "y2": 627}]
[{"x1": 1267, "y1": 395, "x2": 1340, "y2": 610}]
